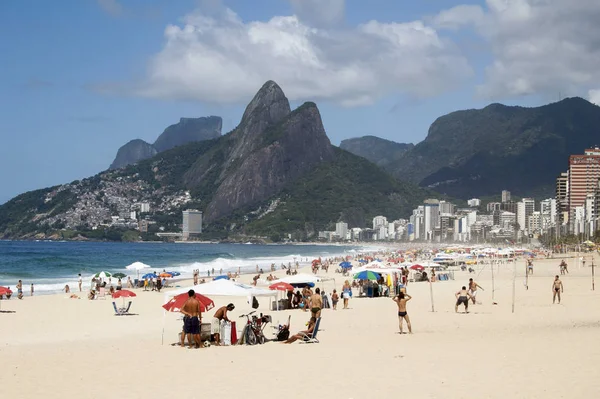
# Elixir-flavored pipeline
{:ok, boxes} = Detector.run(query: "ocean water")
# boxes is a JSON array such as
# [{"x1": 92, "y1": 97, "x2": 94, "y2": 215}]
[{"x1": 0, "y1": 241, "x2": 361, "y2": 294}]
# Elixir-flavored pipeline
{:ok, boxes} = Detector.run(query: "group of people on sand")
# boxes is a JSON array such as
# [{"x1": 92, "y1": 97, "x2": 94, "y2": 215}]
[{"x1": 2, "y1": 280, "x2": 33, "y2": 300}]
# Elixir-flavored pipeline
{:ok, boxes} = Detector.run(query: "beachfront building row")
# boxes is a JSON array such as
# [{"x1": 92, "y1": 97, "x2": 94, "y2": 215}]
[{"x1": 555, "y1": 147, "x2": 600, "y2": 238}]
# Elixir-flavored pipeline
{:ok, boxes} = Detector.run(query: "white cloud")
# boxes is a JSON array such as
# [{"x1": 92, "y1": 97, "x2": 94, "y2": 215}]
[
  {"x1": 434, "y1": 0, "x2": 600, "y2": 99},
  {"x1": 589, "y1": 90, "x2": 600, "y2": 106},
  {"x1": 289, "y1": 0, "x2": 345, "y2": 27},
  {"x1": 132, "y1": 6, "x2": 471, "y2": 106}
]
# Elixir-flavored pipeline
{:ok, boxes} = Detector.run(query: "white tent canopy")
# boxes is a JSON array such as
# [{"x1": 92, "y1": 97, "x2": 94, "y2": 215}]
[
  {"x1": 126, "y1": 261, "x2": 151, "y2": 270},
  {"x1": 165, "y1": 279, "x2": 277, "y2": 299},
  {"x1": 279, "y1": 273, "x2": 322, "y2": 285}
]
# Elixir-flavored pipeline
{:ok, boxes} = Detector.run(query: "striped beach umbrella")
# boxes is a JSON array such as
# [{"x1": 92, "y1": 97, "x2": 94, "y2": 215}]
[{"x1": 94, "y1": 271, "x2": 112, "y2": 279}]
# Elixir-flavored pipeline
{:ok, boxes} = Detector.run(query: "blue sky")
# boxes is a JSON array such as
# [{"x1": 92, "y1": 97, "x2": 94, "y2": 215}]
[{"x1": 1, "y1": 0, "x2": 598, "y2": 204}]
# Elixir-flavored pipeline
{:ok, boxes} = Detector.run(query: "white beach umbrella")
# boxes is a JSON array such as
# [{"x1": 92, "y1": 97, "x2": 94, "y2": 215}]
[{"x1": 125, "y1": 262, "x2": 151, "y2": 270}]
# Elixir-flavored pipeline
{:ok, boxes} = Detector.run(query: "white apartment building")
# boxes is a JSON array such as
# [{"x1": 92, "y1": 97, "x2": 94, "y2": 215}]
[
  {"x1": 335, "y1": 222, "x2": 348, "y2": 240},
  {"x1": 467, "y1": 198, "x2": 481, "y2": 207},
  {"x1": 182, "y1": 209, "x2": 203, "y2": 239},
  {"x1": 372, "y1": 216, "x2": 388, "y2": 230}
]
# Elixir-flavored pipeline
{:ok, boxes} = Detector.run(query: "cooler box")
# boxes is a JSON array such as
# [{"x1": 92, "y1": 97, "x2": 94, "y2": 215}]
[
  {"x1": 221, "y1": 321, "x2": 232, "y2": 345},
  {"x1": 230, "y1": 321, "x2": 237, "y2": 345},
  {"x1": 200, "y1": 322, "x2": 211, "y2": 341}
]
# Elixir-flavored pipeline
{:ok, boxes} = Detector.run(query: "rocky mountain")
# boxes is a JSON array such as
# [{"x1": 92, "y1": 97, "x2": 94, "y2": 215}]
[
  {"x1": 340, "y1": 136, "x2": 413, "y2": 167},
  {"x1": 109, "y1": 139, "x2": 158, "y2": 170},
  {"x1": 108, "y1": 116, "x2": 222, "y2": 170},
  {"x1": 364, "y1": 97, "x2": 600, "y2": 199},
  {"x1": 153, "y1": 116, "x2": 222, "y2": 153},
  {"x1": 0, "y1": 81, "x2": 429, "y2": 240}
]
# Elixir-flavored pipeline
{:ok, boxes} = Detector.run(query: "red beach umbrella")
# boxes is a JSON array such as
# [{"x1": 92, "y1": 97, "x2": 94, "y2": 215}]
[
  {"x1": 0, "y1": 286, "x2": 12, "y2": 296},
  {"x1": 112, "y1": 289, "x2": 136, "y2": 299},
  {"x1": 162, "y1": 292, "x2": 215, "y2": 313},
  {"x1": 410, "y1": 265, "x2": 425, "y2": 271},
  {"x1": 269, "y1": 282, "x2": 294, "y2": 291}
]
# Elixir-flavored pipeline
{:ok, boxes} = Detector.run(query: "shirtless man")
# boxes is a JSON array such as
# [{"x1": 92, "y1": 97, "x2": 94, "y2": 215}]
[
  {"x1": 78, "y1": 274, "x2": 82, "y2": 292},
  {"x1": 212, "y1": 303, "x2": 235, "y2": 345},
  {"x1": 468, "y1": 278, "x2": 484, "y2": 305},
  {"x1": 16, "y1": 280, "x2": 23, "y2": 299},
  {"x1": 455, "y1": 286, "x2": 473, "y2": 313},
  {"x1": 180, "y1": 290, "x2": 202, "y2": 348},
  {"x1": 310, "y1": 287, "x2": 323, "y2": 319},
  {"x1": 392, "y1": 292, "x2": 412, "y2": 334},
  {"x1": 552, "y1": 276, "x2": 564, "y2": 304}
]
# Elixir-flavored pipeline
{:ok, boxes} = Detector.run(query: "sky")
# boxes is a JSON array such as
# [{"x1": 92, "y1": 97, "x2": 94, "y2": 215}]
[{"x1": 2, "y1": 0, "x2": 600, "y2": 204}]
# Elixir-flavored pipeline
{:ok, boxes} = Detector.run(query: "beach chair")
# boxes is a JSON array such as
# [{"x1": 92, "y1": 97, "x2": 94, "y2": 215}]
[
  {"x1": 299, "y1": 317, "x2": 321, "y2": 344},
  {"x1": 112, "y1": 301, "x2": 132, "y2": 315}
]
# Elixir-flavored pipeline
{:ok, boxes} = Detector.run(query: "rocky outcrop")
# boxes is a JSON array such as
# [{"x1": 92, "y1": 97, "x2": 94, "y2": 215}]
[
  {"x1": 109, "y1": 116, "x2": 223, "y2": 170},
  {"x1": 109, "y1": 139, "x2": 158, "y2": 170},
  {"x1": 204, "y1": 101, "x2": 334, "y2": 222},
  {"x1": 340, "y1": 136, "x2": 414, "y2": 167},
  {"x1": 153, "y1": 116, "x2": 222, "y2": 153}
]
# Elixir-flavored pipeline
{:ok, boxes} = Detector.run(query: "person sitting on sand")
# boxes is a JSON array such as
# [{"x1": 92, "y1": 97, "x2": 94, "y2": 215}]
[
  {"x1": 70, "y1": 294, "x2": 80, "y2": 299},
  {"x1": 212, "y1": 303, "x2": 235, "y2": 346},
  {"x1": 455, "y1": 286, "x2": 473, "y2": 313},
  {"x1": 552, "y1": 275, "x2": 564, "y2": 304},
  {"x1": 88, "y1": 289, "x2": 95, "y2": 300},
  {"x1": 392, "y1": 292, "x2": 412, "y2": 334},
  {"x1": 283, "y1": 317, "x2": 316, "y2": 344},
  {"x1": 180, "y1": 290, "x2": 202, "y2": 349}
]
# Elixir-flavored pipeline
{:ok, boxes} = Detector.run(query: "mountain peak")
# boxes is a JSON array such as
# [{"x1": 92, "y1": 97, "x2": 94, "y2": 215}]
[{"x1": 240, "y1": 80, "x2": 291, "y2": 127}]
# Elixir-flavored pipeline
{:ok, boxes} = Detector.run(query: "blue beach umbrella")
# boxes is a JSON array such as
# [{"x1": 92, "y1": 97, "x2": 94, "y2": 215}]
[
  {"x1": 339, "y1": 261, "x2": 352, "y2": 269},
  {"x1": 142, "y1": 273, "x2": 157, "y2": 279},
  {"x1": 353, "y1": 271, "x2": 381, "y2": 281},
  {"x1": 168, "y1": 271, "x2": 181, "y2": 277},
  {"x1": 358, "y1": 259, "x2": 368, "y2": 264},
  {"x1": 214, "y1": 275, "x2": 229, "y2": 280}
]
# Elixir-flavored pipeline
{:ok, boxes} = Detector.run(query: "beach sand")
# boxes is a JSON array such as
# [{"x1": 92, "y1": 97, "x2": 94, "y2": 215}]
[{"x1": 2, "y1": 253, "x2": 600, "y2": 398}]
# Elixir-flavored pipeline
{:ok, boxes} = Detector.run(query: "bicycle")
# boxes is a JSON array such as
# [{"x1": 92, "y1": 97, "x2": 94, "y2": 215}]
[{"x1": 239, "y1": 310, "x2": 271, "y2": 345}]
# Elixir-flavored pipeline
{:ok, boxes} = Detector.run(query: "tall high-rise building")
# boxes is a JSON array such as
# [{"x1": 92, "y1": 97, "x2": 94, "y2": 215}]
[
  {"x1": 372, "y1": 216, "x2": 387, "y2": 230},
  {"x1": 501, "y1": 190, "x2": 511, "y2": 203},
  {"x1": 423, "y1": 199, "x2": 440, "y2": 241},
  {"x1": 568, "y1": 148, "x2": 600, "y2": 218},
  {"x1": 556, "y1": 171, "x2": 569, "y2": 225},
  {"x1": 517, "y1": 198, "x2": 535, "y2": 232},
  {"x1": 335, "y1": 222, "x2": 348, "y2": 240},
  {"x1": 182, "y1": 210, "x2": 203, "y2": 239}
]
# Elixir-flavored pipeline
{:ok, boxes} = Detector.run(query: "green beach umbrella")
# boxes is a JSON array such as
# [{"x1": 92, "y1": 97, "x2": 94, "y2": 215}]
[
  {"x1": 94, "y1": 271, "x2": 112, "y2": 279},
  {"x1": 112, "y1": 273, "x2": 126, "y2": 279},
  {"x1": 353, "y1": 270, "x2": 380, "y2": 281}
]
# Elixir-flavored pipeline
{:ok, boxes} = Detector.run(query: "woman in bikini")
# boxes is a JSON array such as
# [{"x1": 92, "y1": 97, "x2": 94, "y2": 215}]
[{"x1": 393, "y1": 292, "x2": 412, "y2": 334}]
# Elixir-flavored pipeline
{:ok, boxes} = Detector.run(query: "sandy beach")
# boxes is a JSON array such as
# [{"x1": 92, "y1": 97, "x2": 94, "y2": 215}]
[{"x1": 2, "y1": 253, "x2": 600, "y2": 398}]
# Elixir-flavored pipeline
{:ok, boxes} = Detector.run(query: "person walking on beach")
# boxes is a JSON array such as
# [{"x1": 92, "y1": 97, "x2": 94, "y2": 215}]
[
  {"x1": 392, "y1": 292, "x2": 412, "y2": 334},
  {"x1": 527, "y1": 259, "x2": 534, "y2": 275},
  {"x1": 180, "y1": 290, "x2": 202, "y2": 349},
  {"x1": 342, "y1": 280, "x2": 351, "y2": 309},
  {"x1": 78, "y1": 274, "x2": 82, "y2": 292},
  {"x1": 559, "y1": 260, "x2": 568, "y2": 275},
  {"x1": 455, "y1": 286, "x2": 473, "y2": 313},
  {"x1": 468, "y1": 278, "x2": 484, "y2": 305},
  {"x1": 331, "y1": 289, "x2": 339, "y2": 310},
  {"x1": 311, "y1": 287, "x2": 323, "y2": 319},
  {"x1": 30, "y1": 283, "x2": 34, "y2": 296},
  {"x1": 212, "y1": 304, "x2": 235, "y2": 346},
  {"x1": 552, "y1": 276, "x2": 564, "y2": 304}
]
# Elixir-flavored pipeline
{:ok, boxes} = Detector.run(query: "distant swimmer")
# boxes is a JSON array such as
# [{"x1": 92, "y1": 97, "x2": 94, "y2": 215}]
[
  {"x1": 392, "y1": 292, "x2": 412, "y2": 334},
  {"x1": 552, "y1": 276, "x2": 564, "y2": 304},
  {"x1": 468, "y1": 278, "x2": 484, "y2": 305},
  {"x1": 455, "y1": 286, "x2": 473, "y2": 313}
]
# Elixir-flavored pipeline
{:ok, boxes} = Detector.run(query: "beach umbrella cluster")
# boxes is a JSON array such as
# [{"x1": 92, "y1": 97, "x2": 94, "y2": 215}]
[{"x1": 353, "y1": 270, "x2": 380, "y2": 281}]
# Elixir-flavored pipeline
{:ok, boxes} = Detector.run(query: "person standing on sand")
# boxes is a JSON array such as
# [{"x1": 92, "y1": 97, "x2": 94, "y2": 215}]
[
  {"x1": 392, "y1": 292, "x2": 412, "y2": 334},
  {"x1": 180, "y1": 290, "x2": 202, "y2": 349},
  {"x1": 30, "y1": 283, "x2": 34, "y2": 296},
  {"x1": 212, "y1": 304, "x2": 235, "y2": 345},
  {"x1": 311, "y1": 287, "x2": 323, "y2": 319},
  {"x1": 552, "y1": 276, "x2": 564, "y2": 304},
  {"x1": 78, "y1": 274, "x2": 82, "y2": 292},
  {"x1": 16, "y1": 280, "x2": 23, "y2": 299},
  {"x1": 527, "y1": 259, "x2": 534, "y2": 275},
  {"x1": 342, "y1": 280, "x2": 351, "y2": 309},
  {"x1": 468, "y1": 278, "x2": 484, "y2": 305},
  {"x1": 455, "y1": 286, "x2": 473, "y2": 313},
  {"x1": 331, "y1": 290, "x2": 339, "y2": 310}
]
